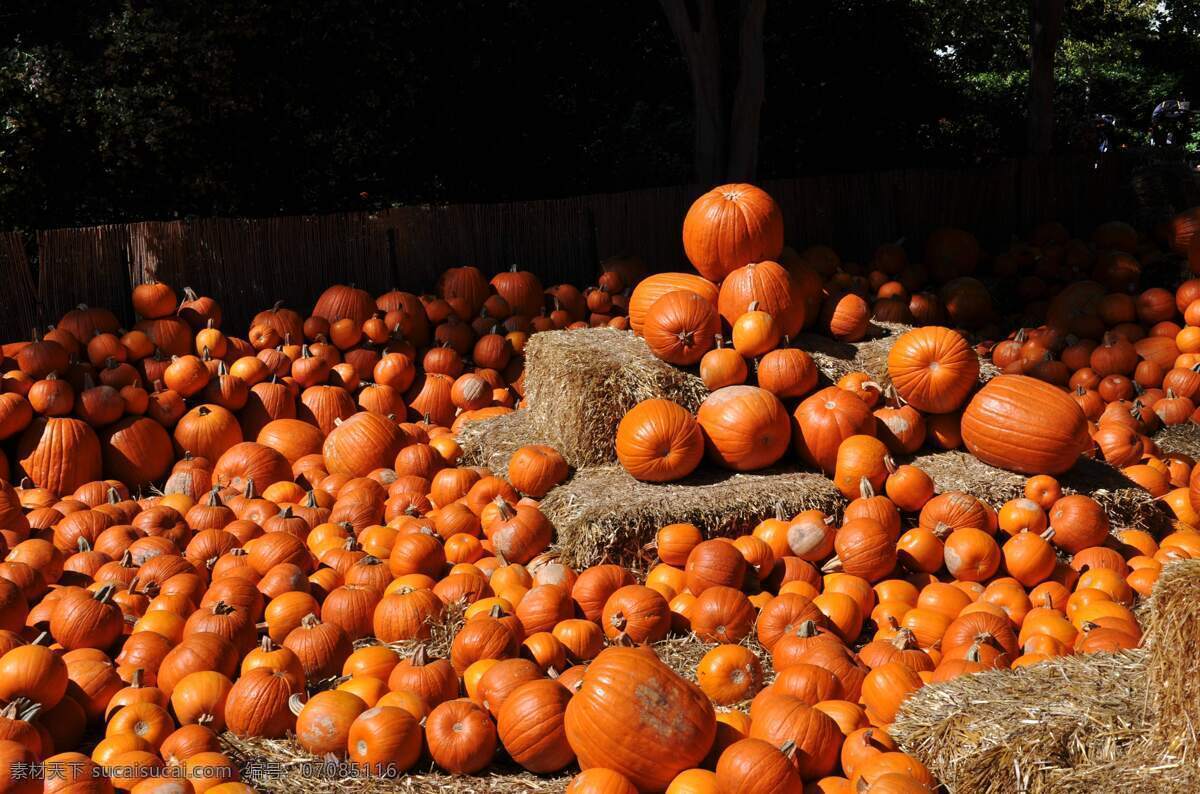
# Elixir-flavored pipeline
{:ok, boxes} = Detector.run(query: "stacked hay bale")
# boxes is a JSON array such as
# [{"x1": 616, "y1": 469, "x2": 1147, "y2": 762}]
[
  {"x1": 891, "y1": 560, "x2": 1200, "y2": 794},
  {"x1": 458, "y1": 327, "x2": 707, "y2": 475}
]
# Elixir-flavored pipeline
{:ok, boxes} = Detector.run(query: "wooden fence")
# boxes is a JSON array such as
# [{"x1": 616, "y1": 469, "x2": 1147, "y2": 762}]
[{"x1": 0, "y1": 156, "x2": 1133, "y2": 341}]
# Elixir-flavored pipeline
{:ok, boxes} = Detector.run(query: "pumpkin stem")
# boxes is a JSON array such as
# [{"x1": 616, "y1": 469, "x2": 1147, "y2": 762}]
[
  {"x1": 608, "y1": 611, "x2": 627, "y2": 631},
  {"x1": 931, "y1": 521, "x2": 953, "y2": 540},
  {"x1": 94, "y1": 584, "x2": 117, "y2": 604},
  {"x1": 488, "y1": 604, "x2": 504, "y2": 618},
  {"x1": 795, "y1": 620, "x2": 820, "y2": 638},
  {"x1": 260, "y1": 635, "x2": 275, "y2": 652},
  {"x1": 1039, "y1": 527, "x2": 1055, "y2": 542},
  {"x1": 288, "y1": 693, "x2": 307, "y2": 716},
  {"x1": 76, "y1": 537, "x2": 91, "y2": 552},
  {"x1": 409, "y1": 646, "x2": 429, "y2": 666},
  {"x1": 243, "y1": 478, "x2": 258, "y2": 499},
  {"x1": 964, "y1": 638, "x2": 983, "y2": 663},
  {"x1": 300, "y1": 613, "x2": 320, "y2": 628},
  {"x1": 858, "y1": 477, "x2": 876, "y2": 499},
  {"x1": 278, "y1": 506, "x2": 293, "y2": 519},
  {"x1": 820, "y1": 555, "x2": 844, "y2": 574},
  {"x1": 30, "y1": 631, "x2": 52, "y2": 647},
  {"x1": 778, "y1": 739, "x2": 797, "y2": 760},
  {"x1": 892, "y1": 628, "x2": 919, "y2": 650},
  {"x1": 206, "y1": 487, "x2": 223, "y2": 507},
  {"x1": 611, "y1": 631, "x2": 636, "y2": 648}
]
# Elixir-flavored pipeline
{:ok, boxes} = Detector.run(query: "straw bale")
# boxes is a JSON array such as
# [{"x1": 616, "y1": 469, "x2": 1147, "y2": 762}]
[
  {"x1": 1152, "y1": 422, "x2": 1200, "y2": 460},
  {"x1": 540, "y1": 464, "x2": 843, "y2": 569},
  {"x1": 652, "y1": 633, "x2": 775, "y2": 711},
  {"x1": 1144, "y1": 559, "x2": 1200, "y2": 755},
  {"x1": 456, "y1": 410, "x2": 547, "y2": 476},
  {"x1": 520, "y1": 328, "x2": 708, "y2": 468},
  {"x1": 891, "y1": 650, "x2": 1168, "y2": 794},
  {"x1": 909, "y1": 449, "x2": 1171, "y2": 534}
]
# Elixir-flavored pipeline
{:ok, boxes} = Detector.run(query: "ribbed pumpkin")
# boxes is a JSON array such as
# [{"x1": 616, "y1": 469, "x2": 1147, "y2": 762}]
[
  {"x1": 323, "y1": 412, "x2": 407, "y2": 477},
  {"x1": 960, "y1": 375, "x2": 1089, "y2": 474},
  {"x1": 507, "y1": 445, "x2": 569, "y2": 498},
  {"x1": 497, "y1": 678, "x2": 576, "y2": 773},
  {"x1": 887, "y1": 327, "x2": 979, "y2": 413},
  {"x1": 565, "y1": 646, "x2": 716, "y2": 790},
  {"x1": 682, "y1": 184, "x2": 784, "y2": 282},
  {"x1": 628, "y1": 273, "x2": 719, "y2": 335},
  {"x1": 642, "y1": 291, "x2": 721, "y2": 365},
  {"x1": 615, "y1": 398, "x2": 705, "y2": 483},
  {"x1": 717, "y1": 260, "x2": 805, "y2": 337},
  {"x1": 696, "y1": 386, "x2": 790, "y2": 472},
  {"x1": 18, "y1": 417, "x2": 102, "y2": 497},
  {"x1": 213, "y1": 442, "x2": 292, "y2": 489},
  {"x1": 312, "y1": 284, "x2": 375, "y2": 325}
]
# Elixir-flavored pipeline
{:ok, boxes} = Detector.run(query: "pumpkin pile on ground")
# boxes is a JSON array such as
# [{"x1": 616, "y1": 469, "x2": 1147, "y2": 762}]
[{"x1": 0, "y1": 186, "x2": 1197, "y2": 794}]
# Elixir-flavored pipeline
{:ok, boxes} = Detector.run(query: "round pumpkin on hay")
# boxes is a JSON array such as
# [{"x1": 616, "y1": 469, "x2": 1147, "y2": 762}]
[
  {"x1": 616, "y1": 398, "x2": 704, "y2": 483},
  {"x1": 887, "y1": 326, "x2": 979, "y2": 414},
  {"x1": 959, "y1": 375, "x2": 1089, "y2": 475},
  {"x1": 696, "y1": 386, "x2": 791, "y2": 472}
]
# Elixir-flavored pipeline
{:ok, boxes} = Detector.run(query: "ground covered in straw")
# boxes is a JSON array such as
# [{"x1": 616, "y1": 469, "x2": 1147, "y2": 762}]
[
  {"x1": 892, "y1": 560, "x2": 1200, "y2": 794},
  {"x1": 540, "y1": 464, "x2": 843, "y2": 569},
  {"x1": 1152, "y1": 422, "x2": 1200, "y2": 460}
]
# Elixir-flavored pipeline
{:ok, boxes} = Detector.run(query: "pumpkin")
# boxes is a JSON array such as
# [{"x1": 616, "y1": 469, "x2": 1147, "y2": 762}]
[
  {"x1": 643, "y1": 291, "x2": 721, "y2": 365},
  {"x1": 832, "y1": 436, "x2": 890, "y2": 499},
  {"x1": 50, "y1": 584, "x2": 124, "y2": 650},
  {"x1": 565, "y1": 646, "x2": 716, "y2": 790},
  {"x1": 425, "y1": 698, "x2": 498, "y2": 774},
  {"x1": 756, "y1": 347, "x2": 817, "y2": 399},
  {"x1": 718, "y1": 260, "x2": 805, "y2": 337},
  {"x1": 792, "y1": 387, "x2": 876, "y2": 474},
  {"x1": 821, "y1": 292, "x2": 871, "y2": 342},
  {"x1": 628, "y1": 273, "x2": 719, "y2": 335},
  {"x1": 1047, "y1": 495, "x2": 1110, "y2": 554},
  {"x1": 0, "y1": 639, "x2": 68, "y2": 708},
  {"x1": 697, "y1": 386, "x2": 790, "y2": 471},
  {"x1": 887, "y1": 327, "x2": 980, "y2": 413},
  {"x1": 747, "y1": 693, "x2": 842, "y2": 779},
  {"x1": 690, "y1": 586, "x2": 756, "y2": 643},
  {"x1": 682, "y1": 184, "x2": 784, "y2": 282},
  {"x1": 860, "y1": 663, "x2": 923, "y2": 725},
  {"x1": 960, "y1": 375, "x2": 1089, "y2": 474},
  {"x1": 323, "y1": 412, "x2": 407, "y2": 477},
  {"x1": 715, "y1": 738, "x2": 803, "y2": 794},
  {"x1": 347, "y1": 705, "x2": 423, "y2": 774},
  {"x1": 565, "y1": 769, "x2": 640, "y2": 794},
  {"x1": 616, "y1": 399, "x2": 705, "y2": 483},
  {"x1": 828, "y1": 519, "x2": 895, "y2": 583},
  {"x1": 17, "y1": 417, "x2": 102, "y2": 496},
  {"x1": 497, "y1": 678, "x2": 576, "y2": 773},
  {"x1": 601, "y1": 585, "x2": 671, "y2": 643},
  {"x1": 507, "y1": 445, "x2": 569, "y2": 498},
  {"x1": 102, "y1": 417, "x2": 174, "y2": 488},
  {"x1": 294, "y1": 689, "x2": 367, "y2": 757}
]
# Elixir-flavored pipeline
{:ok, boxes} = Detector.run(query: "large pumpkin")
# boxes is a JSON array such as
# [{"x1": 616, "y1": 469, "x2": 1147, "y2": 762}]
[
  {"x1": 791, "y1": 387, "x2": 876, "y2": 474},
  {"x1": 615, "y1": 398, "x2": 705, "y2": 483},
  {"x1": 696, "y1": 386, "x2": 791, "y2": 472},
  {"x1": 886, "y1": 327, "x2": 979, "y2": 414},
  {"x1": 628, "y1": 273, "x2": 719, "y2": 335},
  {"x1": 213, "y1": 442, "x2": 293, "y2": 489},
  {"x1": 642, "y1": 291, "x2": 721, "y2": 366},
  {"x1": 17, "y1": 417, "x2": 102, "y2": 496},
  {"x1": 682, "y1": 184, "x2": 785, "y2": 282},
  {"x1": 312, "y1": 284, "x2": 375, "y2": 325},
  {"x1": 960, "y1": 375, "x2": 1089, "y2": 474},
  {"x1": 564, "y1": 646, "x2": 716, "y2": 790},
  {"x1": 323, "y1": 412, "x2": 408, "y2": 477},
  {"x1": 102, "y1": 416, "x2": 174, "y2": 487},
  {"x1": 717, "y1": 260, "x2": 805, "y2": 337}
]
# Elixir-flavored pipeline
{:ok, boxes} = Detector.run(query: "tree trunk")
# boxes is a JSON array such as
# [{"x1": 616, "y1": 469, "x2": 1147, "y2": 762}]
[
  {"x1": 1028, "y1": 0, "x2": 1065, "y2": 155},
  {"x1": 660, "y1": 0, "x2": 723, "y2": 185},
  {"x1": 727, "y1": 0, "x2": 767, "y2": 181}
]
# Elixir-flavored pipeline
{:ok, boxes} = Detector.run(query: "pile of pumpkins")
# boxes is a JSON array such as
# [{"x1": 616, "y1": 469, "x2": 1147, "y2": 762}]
[{"x1": 0, "y1": 183, "x2": 1196, "y2": 793}]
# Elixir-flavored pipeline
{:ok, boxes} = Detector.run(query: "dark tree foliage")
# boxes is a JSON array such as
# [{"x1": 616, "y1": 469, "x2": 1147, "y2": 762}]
[{"x1": 0, "y1": 0, "x2": 1195, "y2": 230}]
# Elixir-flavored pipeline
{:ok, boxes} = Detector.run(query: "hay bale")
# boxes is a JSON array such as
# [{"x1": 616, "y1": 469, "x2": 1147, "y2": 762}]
[
  {"x1": 221, "y1": 733, "x2": 570, "y2": 793},
  {"x1": 521, "y1": 328, "x2": 708, "y2": 468},
  {"x1": 890, "y1": 651, "x2": 1167, "y2": 794},
  {"x1": 456, "y1": 410, "x2": 547, "y2": 476},
  {"x1": 1152, "y1": 422, "x2": 1200, "y2": 460},
  {"x1": 893, "y1": 560, "x2": 1200, "y2": 793},
  {"x1": 540, "y1": 464, "x2": 843, "y2": 569},
  {"x1": 652, "y1": 633, "x2": 775, "y2": 712},
  {"x1": 909, "y1": 450, "x2": 1171, "y2": 534},
  {"x1": 1144, "y1": 559, "x2": 1200, "y2": 754}
]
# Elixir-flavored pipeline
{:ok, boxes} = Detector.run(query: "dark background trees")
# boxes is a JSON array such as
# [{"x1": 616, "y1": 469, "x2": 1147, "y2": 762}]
[{"x1": 0, "y1": 0, "x2": 1195, "y2": 231}]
